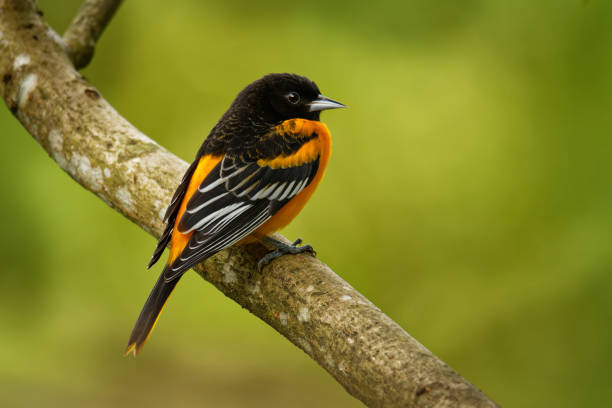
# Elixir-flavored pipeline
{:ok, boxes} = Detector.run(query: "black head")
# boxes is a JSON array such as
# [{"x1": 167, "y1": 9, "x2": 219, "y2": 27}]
[
  {"x1": 202, "y1": 73, "x2": 344, "y2": 157},
  {"x1": 231, "y1": 73, "x2": 345, "y2": 126}
]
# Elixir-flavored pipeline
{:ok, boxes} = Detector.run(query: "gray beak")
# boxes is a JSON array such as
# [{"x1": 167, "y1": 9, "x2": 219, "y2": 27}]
[{"x1": 308, "y1": 94, "x2": 346, "y2": 112}]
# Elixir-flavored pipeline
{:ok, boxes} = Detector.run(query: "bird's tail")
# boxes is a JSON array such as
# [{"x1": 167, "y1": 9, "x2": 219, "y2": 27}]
[{"x1": 124, "y1": 266, "x2": 179, "y2": 356}]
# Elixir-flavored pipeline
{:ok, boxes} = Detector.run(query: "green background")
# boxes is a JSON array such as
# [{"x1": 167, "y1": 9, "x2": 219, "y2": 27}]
[{"x1": 2, "y1": 1, "x2": 612, "y2": 406}]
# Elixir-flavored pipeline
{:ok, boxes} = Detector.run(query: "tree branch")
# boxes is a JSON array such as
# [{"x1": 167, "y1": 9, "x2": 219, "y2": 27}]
[
  {"x1": 62, "y1": 0, "x2": 123, "y2": 69},
  {"x1": 0, "y1": 1, "x2": 498, "y2": 407}
]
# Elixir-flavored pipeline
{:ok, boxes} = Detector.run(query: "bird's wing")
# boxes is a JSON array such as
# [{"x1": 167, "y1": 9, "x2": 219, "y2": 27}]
[
  {"x1": 163, "y1": 154, "x2": 320, "y2": 280},
  {"x1": 148, "y1": 158, "x2": 200, "y2": 269}
]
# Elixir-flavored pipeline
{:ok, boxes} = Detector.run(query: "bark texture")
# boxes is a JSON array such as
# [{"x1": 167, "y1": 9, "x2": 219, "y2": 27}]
[
  {"x1": 63, "y1": 0, "x2": 123, "y2": 69},
  {"x1": 0, "y1": 1, "x2": 499, "y2": 407}
]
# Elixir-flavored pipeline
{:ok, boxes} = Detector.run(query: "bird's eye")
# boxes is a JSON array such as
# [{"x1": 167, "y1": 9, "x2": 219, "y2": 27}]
[{"x1": 286, "y1": 92, "x2": 300, "y2": 104}]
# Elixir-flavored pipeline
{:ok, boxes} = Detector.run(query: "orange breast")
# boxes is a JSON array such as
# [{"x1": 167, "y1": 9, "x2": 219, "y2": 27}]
[{"x1": 253, "y1": 119, "x2": 332, "y2": 236}]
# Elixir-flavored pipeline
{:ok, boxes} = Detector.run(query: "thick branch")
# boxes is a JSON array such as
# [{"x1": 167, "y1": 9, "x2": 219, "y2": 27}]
[
  {"x1": 63, "y1": 0, "x2": 123, "y2": 69},
  {"x1": 0, "y1": 2, "x2": 498, "y2": 407}
]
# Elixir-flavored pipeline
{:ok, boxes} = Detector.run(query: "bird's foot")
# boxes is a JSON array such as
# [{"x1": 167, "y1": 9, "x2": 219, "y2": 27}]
[{"x1": 258, "y1": 237, "x2": 316, "y2": 271}]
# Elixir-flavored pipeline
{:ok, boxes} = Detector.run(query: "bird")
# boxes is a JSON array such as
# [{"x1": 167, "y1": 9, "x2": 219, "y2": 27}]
[{"x1": 125, "y1": 73, "x2": 345, "y2": 355}]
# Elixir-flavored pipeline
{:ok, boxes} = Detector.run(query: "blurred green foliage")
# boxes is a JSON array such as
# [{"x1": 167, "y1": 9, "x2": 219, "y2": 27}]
[{"x1": 1, "y1": 0, "x2": 612, "y2": 406}]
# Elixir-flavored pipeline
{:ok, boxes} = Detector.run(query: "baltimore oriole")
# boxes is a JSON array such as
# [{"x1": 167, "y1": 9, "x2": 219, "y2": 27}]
[{"x1": 125, "y1": 73, "x2": 345, "y2": 355}]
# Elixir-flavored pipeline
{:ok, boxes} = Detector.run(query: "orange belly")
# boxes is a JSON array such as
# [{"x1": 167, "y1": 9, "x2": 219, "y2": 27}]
[{"x1": 254, "y1": 119, "x2": 332, "y2": 236}]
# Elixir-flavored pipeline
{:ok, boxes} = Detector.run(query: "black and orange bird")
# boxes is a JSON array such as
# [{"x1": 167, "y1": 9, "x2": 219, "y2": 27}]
[{"x1": 125, "y1": 73, "x2": 345, "y2": 355}]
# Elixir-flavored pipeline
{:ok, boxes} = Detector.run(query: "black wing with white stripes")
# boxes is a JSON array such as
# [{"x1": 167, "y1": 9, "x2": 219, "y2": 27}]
[
  {"x1": 148, "y1": 159, "x2": 200, "y2": 269},
  {"x1": 163, "y1": 154, "x2": 320, "y2": 281}
]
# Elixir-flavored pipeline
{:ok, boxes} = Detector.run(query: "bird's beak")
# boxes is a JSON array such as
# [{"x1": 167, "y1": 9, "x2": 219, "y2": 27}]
[{"x1": 309, "y1": 94, "x2": 346, "y2": 112}]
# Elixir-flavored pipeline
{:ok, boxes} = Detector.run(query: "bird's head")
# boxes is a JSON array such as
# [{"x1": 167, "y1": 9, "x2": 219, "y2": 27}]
[
  {"x1": 203, "y1": 73, "x2": 345, "y2": 156},
  {"x1": 232, "y1": 73, "x2": 345, "y2": 126}
]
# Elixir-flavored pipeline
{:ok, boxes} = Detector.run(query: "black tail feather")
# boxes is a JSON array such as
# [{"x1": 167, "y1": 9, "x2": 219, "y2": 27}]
[{"x1": 125, "y1": 266, "x2": 180, "y2": 356}]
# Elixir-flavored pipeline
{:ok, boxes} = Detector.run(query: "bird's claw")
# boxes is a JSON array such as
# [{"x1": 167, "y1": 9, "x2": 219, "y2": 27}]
[{"x1": 257, "y1": 237, "x2": 316, "y2": 271}]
